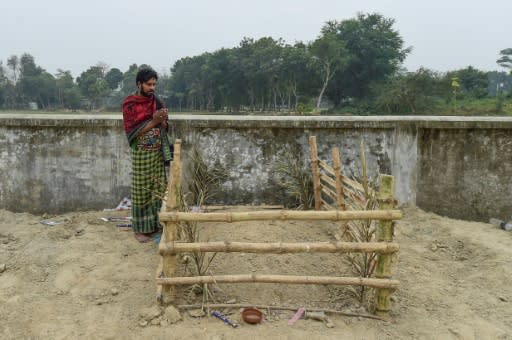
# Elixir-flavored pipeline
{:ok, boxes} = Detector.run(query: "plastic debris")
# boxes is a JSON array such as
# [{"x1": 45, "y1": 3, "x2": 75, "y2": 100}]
[
  {"x1": 211, "y1": 311, "x2": 239, "y2": 328},
  {"x1": 100, "y1": 217, "x2": 131, "y2": 222},
  {"x1": 288, "y1": 307, "x2": 305, "y2": 325},
  {"x1": 103, "y1": 197, "x2": 132, "y2": 211},
  {"x1": 39, "y1": 219, "x2": 62, "y2": 226},
  {"x1": 490, "y1": 218, "x2": 512, "y2": 231}
]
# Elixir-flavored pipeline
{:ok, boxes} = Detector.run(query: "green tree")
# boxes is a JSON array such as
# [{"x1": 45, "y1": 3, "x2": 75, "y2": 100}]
[
  {"x1": 6, "y1": 55, "x2": 19, "y2": 83},
  {"x1": 279, "y1": 43, "x2": 315, "y2": 110},
  {"x1": 310, "y1": 32, "x2": 348, "y2": 108},
  {"x1": 0, "y1": 62, "x2": 7, "y2": 107},
  {"x1": 55, "y1": 69, "x2": 81, "y2": 109},
  {"x1": 236, "y1": 37, "x2": 289, "y2": 111},
  {"x1": 373, "y1": 68, "x2": 443, "y2": 114},
  {"x1": 77, "y1": 65, "x2": 110, "y2": 109},
  {"x1": 19, "y1": 53, "x2": 43, "y2": 78},
  {"x1": 16, "y1": 53, "x2": 58, "y2": 108},
  {"x1": 0, "y1": 62, "x2": 16, "y2": 108},
  {"x1": 322, "y1": 13, "x2": 411, "y2": 104},
  {"x1": 447, "y1": 67, "x2": 488, "y2": 98},
  {"x1": 497, "y1": 48, "x2": 512, "y2": 71},
  {"x1": 120, "y1": 64, "x2": 139, "y2": 96},
  {"x1": 105, "y1": 68, "x2": 123, "y2": 90}
]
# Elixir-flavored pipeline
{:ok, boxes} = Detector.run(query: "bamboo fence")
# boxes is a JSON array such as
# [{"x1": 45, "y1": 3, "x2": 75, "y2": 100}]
[{"x1": 156, "y1": 137, "x2": 401, "y2": 318}]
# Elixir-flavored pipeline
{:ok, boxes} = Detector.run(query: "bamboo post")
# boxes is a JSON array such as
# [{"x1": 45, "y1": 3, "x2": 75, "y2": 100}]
[
  {"x1": 309, "y1": 136, "x2": 322, "y2": 210},
  {"x1": 166, "y1": 139, "x2": 182, "y2": 210},
  {"x1": 160, "y1": 139, "x2": 182, "y2": 302},
  {"x1": 332, "y1": 147, "x2": 345, "y2": 210},
  {"x1": 375, "y1": 174, "x2": 395, "y2": 317}
]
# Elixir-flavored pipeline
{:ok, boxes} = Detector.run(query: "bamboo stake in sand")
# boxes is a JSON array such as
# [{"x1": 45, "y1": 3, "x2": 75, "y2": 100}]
[
  {"x1": 159, "y1": 139, "x2": 182, "y2": 302},
  {"x1": 374, "y1": 174, "x2": 396, "y2": 317}
]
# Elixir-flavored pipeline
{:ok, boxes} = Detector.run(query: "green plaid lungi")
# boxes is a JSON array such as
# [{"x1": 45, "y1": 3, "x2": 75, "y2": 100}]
[{"x1": 130, "y1": 147, "x2": 167, "y2": 234}]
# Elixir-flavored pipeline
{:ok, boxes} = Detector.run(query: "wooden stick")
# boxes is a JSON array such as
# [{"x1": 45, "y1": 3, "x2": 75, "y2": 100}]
[
  {"x1": 320, "y1": 173, "x2": 337, "y2": 190},
  {"x1": 342, "y1": 176, "x2": 369, "y2": 194},
  {"x1": 332, "y1": 147, "x2": 345, "y2": 210},
  {"x1": 321, "y1": 186, "x2": 339, "y2": 202},
  {"x1": 320, "y1": 199, "x2": 336, "y2": 211},
  {"x1": 375, "y1": 174, "x2": 395, "y2": 317},
  {"x1": 157, "y1": 274, "x2": 399, "y2": 289},
  {"x1": 320, "y1": 174, "x2": 367, "y2": 205},
  {"x1": 159, "y1": 241, "x2": 400, "y2": 255},
  {"x1": 160, "y1": 209, "x2": 402, "y2": 222},
  {"x1": 345, "y1": 189, "x2": 367, "y2": 206},
  {"x1": 318, "y1": 160, "x2": 335, "y2": 177},
  {"x1": 309, "y1": 136, "x2": 322, "y2": 210},
  {"x1": 177, "y1": 304, "x2": 387, "y2": 321}
]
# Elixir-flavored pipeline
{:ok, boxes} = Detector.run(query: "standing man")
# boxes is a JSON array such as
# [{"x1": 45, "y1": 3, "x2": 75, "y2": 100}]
[{"x1": 122, "y1": 68, "x2": 172, "y2": 243}]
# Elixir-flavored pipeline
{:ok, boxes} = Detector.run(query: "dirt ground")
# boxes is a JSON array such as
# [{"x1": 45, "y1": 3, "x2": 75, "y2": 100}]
[{"x1": 1, "y1": 205, "x2": 511, "y2": 340}]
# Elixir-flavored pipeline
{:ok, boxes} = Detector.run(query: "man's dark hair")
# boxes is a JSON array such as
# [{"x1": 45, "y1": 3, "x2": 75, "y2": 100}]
[{"x1": 136, "y1": 68, "x2": 158, "y2": 84}]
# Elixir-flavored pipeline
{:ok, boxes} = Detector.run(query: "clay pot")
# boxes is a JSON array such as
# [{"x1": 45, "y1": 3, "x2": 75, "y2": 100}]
[{"x1": 241, "y1": 307, "x2": 263, "y2": 324}]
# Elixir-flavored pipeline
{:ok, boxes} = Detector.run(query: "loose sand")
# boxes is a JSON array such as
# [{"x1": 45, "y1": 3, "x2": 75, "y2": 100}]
[{"x1": 1, "y1": 206, "x2": 511, "y2": 339}]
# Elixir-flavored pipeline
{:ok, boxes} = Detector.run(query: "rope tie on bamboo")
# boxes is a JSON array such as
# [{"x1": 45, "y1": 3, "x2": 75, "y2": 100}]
[{"x1": 228, "y1": 212, "x2": 233, "y2": 223}]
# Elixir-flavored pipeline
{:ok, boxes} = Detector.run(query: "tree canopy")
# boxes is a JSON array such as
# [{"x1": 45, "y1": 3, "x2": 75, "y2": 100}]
[{"x1": 0, "y1": 14, "x2": 510, "y2": 115}]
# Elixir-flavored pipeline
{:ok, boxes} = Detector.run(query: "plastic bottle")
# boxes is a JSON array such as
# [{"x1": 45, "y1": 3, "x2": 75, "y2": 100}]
[
  {"x1": 501, "y1": 221, "x2": 512, "y2": 231},
  {"x1": 490, "y1": 218, "x2": 512, "y2": 231}
]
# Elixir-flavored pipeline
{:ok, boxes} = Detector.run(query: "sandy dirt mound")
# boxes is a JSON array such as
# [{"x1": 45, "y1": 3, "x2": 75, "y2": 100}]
[{"x1": 1, "y1": 206, "x2": 511, "y2": 339}]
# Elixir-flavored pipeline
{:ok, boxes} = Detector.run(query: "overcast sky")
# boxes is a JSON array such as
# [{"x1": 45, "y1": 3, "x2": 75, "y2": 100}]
[{"x1": 1, "y1": 0, "x2": 511, "y2": 77}]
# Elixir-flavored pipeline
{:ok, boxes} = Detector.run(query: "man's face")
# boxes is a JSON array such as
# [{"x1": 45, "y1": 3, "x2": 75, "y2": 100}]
[{"x1": 138, "y1": 78, "x2": 157, "y2": 96}]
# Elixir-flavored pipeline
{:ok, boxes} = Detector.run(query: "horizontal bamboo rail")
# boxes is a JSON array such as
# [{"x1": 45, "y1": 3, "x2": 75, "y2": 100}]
[
  {"x1": 159, "y1": 241, "x2": 400, "y2": 255},
  {"x1": 157, "y1": 274, "x2": 400, "y2": 289},
  {"x1": 159, "y1": 209, "x2": 402, "y2": 222}
]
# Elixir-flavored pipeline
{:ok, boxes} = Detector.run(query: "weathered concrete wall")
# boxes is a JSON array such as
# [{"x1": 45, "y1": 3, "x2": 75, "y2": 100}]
[
  {"x1": 172, "y1": 122, "x2": 417, "y2": 207},
  {"x1": 0, "y1": 114, "x2": 131, "y2": 213},
  {"x1": 1, "y1": 114, "x2": 511, "y2": 222},
  {"x1": 417, "y1": 128, "x2": 512, "y2": 221}
]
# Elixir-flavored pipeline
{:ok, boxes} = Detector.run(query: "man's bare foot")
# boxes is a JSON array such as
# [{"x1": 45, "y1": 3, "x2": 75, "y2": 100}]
[{"x1": 134, "y1": 232, "x2": 152, "y2": 243}]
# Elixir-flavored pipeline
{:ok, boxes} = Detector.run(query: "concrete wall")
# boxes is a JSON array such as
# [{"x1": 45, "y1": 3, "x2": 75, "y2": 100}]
[
  {"x1": 1, "y1": 114, "x2": 511, "y2": 222},
  {"x1": 0, "y1": 114, "x2": 131, "y2": 213}
]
